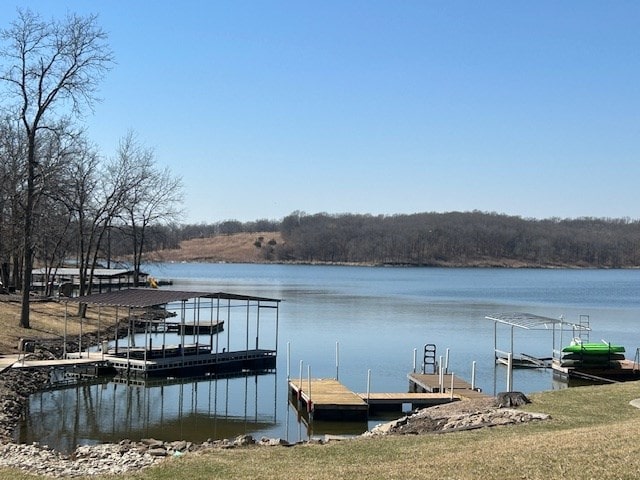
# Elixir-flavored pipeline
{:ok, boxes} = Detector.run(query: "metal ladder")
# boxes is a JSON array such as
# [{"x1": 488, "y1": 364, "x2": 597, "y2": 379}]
[
  {"x1": 422, "y1": 344, "x2": 437, "y2": 374},
  {"x1": 577, "y1": 314, "x2": 590, "y2": 342}
]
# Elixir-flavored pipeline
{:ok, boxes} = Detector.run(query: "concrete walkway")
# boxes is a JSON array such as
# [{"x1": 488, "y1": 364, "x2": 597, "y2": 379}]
[
  {"x1": 629, "y1": 399, "x2": 640, "y2": 409},
  {"x1": 0, "y1": 354, "x2": 20, "y2": 372}
]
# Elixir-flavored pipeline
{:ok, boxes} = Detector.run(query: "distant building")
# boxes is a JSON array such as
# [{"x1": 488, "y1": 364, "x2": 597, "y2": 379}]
[{"x1": 32, "y1": 268, "x2": 148, "y2": 296}]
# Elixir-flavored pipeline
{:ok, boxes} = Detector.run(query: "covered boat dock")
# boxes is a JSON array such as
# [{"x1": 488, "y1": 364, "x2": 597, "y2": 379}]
[
  {"x1": 486, "y1": 312, "x2": 590, "y2": 389},
  {"x1": 32, "y1": 267, "x2": 149, "y2": 296},
  {"x1": 63, "y1": 288, "x2": 281, "y2": 377}
]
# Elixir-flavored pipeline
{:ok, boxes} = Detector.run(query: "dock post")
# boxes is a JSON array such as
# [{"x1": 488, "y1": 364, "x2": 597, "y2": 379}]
[
  {"x1": 471, "y1": 361, "x2": 477, "y2": 390},
  {"x1": 367, "y1": 369, "x2": 371, "y2": 411},
  {"x1": 438, "y1": 356, "x2": 444, "y2": 392},
  {"x1": 298, "y1": 360, "x2": 303, "y2": 400},
  {"x1": 335, "y1": 341, "x2": 340, "y2": 381},
  {"x1": 63, "y1": 302, "x2": 68, "y2": 359},
  {"x1": 307, "y1": 365, "x2": 312, "y2": 413},
  {"x1": 507, "y1": 352, "x2": 513, "y2": 392},
  {"x1": 450, "y1": 372, "x2": 455, "y2": 400},
  {"x1": 445, "y1": 348, "x2": 450, "y2": 373},
  {"x1": 413, "y1": 348, "x2": 417, "y2": 373},
  {"x1": 287, "y1": 342, "x2": 291, "y2": 381}
]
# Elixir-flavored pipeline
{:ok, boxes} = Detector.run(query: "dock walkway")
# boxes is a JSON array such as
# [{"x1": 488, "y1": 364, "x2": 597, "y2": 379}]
[
  {"x1": 289, "y1": 378, "x2": 460, "y2": 420},
  {"x1": 12, "y1": 356, "x2": 108, "y2": 369},
  {"x1": 408, "y1": 372, "x2": 489, "y2": 400},
  {"x1": 289, "y1": 378, "x2": 368, "y2": 420},
  {"x1": 10, "y1": 348, "x2": 277, "y2": 377}
]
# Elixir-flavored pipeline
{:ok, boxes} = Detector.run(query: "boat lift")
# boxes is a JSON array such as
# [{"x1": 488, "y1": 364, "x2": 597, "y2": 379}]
[{"x1": 485, "y1": 312, "x2": 590, "y2": 391}]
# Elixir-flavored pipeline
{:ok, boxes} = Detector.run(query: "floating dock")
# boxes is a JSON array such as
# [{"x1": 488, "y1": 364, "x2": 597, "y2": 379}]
[
  {"x1": 105, "y1": 347, "x2": 276, "y2": 377},
  {"x1": 551, "y1": 358, "x2": 640, "y2": 383},
  {"x1": 288, "y1": 378, "x2": 460, "y2": 421},
  {"x1": 407, "y1": 372, "x2": 488, "y2": 400},
  {"x1": 289, "y1": 378, "x2": 369, "y2": 421},
  {"x1": 13, "y1": 347, "x2": 277, "y2": 377},
  {"x1": 59, "y1": 288, "x2": 281, "y2": 378},
  {"x1": 360, "y1": 392, "x2": 455, "y2": 413}
]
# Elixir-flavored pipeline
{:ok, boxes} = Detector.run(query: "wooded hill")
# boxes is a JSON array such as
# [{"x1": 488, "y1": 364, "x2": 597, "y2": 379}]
[{"x1": 172, "y1": 211, "x2": 640, "y2": 268}]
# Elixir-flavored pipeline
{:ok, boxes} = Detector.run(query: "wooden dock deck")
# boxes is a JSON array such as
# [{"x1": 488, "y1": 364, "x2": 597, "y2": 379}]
[
  {"x1": 12, "y1": 356, "x2": 108, "y2": 369},
  {"x1": 289, "y1": 378, "x2": 369, "y2": 421},
  {"x1": 358, "y1": 392, "x2": 455, "y2": 412},
  {"x1": 289, "y1": 378, "x2": 460, "y2": 420},
  {"x1": 408, "y1": 372, "x2": 489, "y2": 400}
]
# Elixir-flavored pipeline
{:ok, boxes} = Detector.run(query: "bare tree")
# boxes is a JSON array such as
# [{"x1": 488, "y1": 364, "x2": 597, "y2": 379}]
[
  {"x1": 116, "y1": 132, "x2": 183, "y2": 286},
  {"x1": 66, "y1": 142, "x2": 135, "y2": 317},
  {"x1": 0, "y1": 9, "x2": 113, "y2": 327},
  {"x1": 0, "y1": 116, "x2": 26, "y2": 291},
  {"x1": 34, "y1": 129, "x2": 88, "y2": 296}
]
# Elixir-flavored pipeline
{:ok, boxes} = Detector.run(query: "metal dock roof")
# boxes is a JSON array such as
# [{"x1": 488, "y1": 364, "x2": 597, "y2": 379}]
[
  {"x1": 485, "y1": 312, "x2": 590, "y2": 331},
  {"x1": 64, "y1": 288, "x2": 281, "y2": 308}
]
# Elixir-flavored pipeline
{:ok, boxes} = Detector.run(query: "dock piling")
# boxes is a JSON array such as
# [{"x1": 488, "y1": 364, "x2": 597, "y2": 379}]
[
  {"x1": 413, "y1": 348, "x2": 417, "y2": 373},
  {"x1": 286, "y1": 342, "x2": 291, "y2": 381},
  {"x1": 450, "y1": 372, "x2": 454, "y2": 399},
  {"x1": 471, "y1": 361, "x2": 476, "y2": 390},
  {"x1": 506, "y1": 352, "x2": 513, "y2": 391},
  {"x1": 445, "y1": 348, "x2": 450, "y2": 373}
]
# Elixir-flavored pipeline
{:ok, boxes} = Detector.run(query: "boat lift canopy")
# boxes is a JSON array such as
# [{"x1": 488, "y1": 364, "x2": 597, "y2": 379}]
[
  {"x1": 486, "y1": 312, "x2": 589, "y2": 332},
  {"x1": 486, "y1": 312, "x2": 590, "y2": 355},
  {"x1": 486, "y1": 312, "x2": 591, "y2": 390}
]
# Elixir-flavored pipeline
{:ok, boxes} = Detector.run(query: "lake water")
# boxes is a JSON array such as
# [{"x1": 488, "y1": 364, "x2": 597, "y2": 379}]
[{"x1": 18, "y1": 264, "x2": 640, "y2": 451}]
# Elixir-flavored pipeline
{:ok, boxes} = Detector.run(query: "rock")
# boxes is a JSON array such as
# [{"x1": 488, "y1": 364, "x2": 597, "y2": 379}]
[
  {"x1": 233, "y1": 435, "x2": 255, "y2": 446},
  {"x1": 141, "y1": 438, "x2": 165, "y2": 449},
  {"x1": 168, "y1": 440, "x2": 188, "y2": 452},
  {"x1": 147, "y1": 448, "x2": 168, "y2": 457},
  {"x1": 323, "y1": 434, "x2": 351, "y2": 442},
  {"x1": 496, "y1": 391, "x2": 531, "y2": 407},
  {"x1": 259, "y1": 437, "x2": 290, "y2": 446},
  {"x1": 368, "y1": 397, "x2": 549, "y2": 436}
]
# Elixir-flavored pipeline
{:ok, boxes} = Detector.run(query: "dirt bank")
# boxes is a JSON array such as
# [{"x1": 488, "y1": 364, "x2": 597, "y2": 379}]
[{"x1": 146, "y1": 232, "x2": 282, "y2": 264}]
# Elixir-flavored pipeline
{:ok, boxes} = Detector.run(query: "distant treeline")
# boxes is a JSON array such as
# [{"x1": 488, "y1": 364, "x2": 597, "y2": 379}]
[{"x1": 153, "y1": 211, "x2": 640, "y2": 268}]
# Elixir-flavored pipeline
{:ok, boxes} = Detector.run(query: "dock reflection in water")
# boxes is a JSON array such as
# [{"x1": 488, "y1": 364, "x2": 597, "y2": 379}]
[{"x1": 18, "y1": 372, "x2": 278, "y2": 453}]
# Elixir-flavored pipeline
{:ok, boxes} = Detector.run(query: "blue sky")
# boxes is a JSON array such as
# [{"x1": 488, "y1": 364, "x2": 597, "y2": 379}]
[{"x1": 1, "y1": 1, "x2": 639, "y2": 223}]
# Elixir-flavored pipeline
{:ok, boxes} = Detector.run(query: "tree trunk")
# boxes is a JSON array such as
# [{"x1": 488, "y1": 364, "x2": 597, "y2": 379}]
[{"x1": 19, "y1": 133, "x2": 37, "y2": 329}]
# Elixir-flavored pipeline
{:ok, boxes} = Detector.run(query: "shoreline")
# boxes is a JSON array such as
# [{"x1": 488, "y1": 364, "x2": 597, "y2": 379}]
[
  {"x1": 0, "y1": 329, "x2": 549, "y2": 478},
  {"x1": 0, "y1": 358, "x2": 547, "y2": 478},
  {"x1": 147, "y1": 258, "x2": 640, "y2": 269}
]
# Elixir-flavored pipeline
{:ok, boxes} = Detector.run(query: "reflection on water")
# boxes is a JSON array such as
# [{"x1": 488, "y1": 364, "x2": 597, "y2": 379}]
[
  {"x1": 17, "y1": 265, "x2": 640, "y2": 452},
  {"x1": 19, "y1": 372, "x2": 279, "y2": 452}
]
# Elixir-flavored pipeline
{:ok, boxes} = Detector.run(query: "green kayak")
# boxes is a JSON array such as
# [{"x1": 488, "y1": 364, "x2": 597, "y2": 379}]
[{"x1": 561, "y1": 342, "x2": 625, "y2": 354}]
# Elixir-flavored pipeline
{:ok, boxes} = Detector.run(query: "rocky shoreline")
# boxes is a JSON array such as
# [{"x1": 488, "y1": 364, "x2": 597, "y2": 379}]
[
  {"x1": 0, "y1": 350, "x2": 550, "y2": 477},
  {"x1": 0, "y1": 432, "x2": 290, "y2": 478}
]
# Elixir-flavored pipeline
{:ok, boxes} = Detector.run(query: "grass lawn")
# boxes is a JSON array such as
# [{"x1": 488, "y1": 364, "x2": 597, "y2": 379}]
[{"x1": 127, "y1": 381, "x2": 640, "y2": 480}]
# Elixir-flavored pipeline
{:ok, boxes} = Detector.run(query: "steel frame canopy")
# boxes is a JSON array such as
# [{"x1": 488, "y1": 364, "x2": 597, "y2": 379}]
[
  {"x1": 62, "y1": 288, "x2": 281, "y2": 360},
  {"x1": 486, "y1": 312, "x2": 591, "y2": 391},
  {"x1": 486, "y1": 311, "x2": 590, "y2": 353}
]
